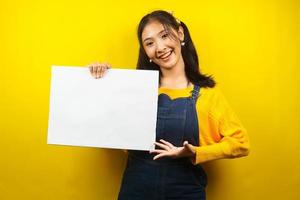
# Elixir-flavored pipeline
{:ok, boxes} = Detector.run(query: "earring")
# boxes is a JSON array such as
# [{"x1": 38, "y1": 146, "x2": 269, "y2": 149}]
[
  {"x1": 181, "y1": 41, "x2": 185, "y2": 46},
  {"x1": 149, "y1": 59, "x2": 152, "y2": 63}
]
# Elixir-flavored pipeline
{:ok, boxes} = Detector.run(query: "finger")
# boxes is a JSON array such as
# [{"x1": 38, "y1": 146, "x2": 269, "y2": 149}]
[
  {"x1": 96, "y1": 65, "x2": 101, "y2": 78},
  {"x1": 149, "y1": 149, "x2": 166, "y2": 154},
  {"x1": 103, "y1": 62, "x2": 108, "y2": 69},
  {"x1": 93, "y1": 64, "x2": 97, "y2": 78},
  {"x1": 153, "y1": 152, "x2": 169, "y2": 160},
  {"x1": 106, "y1": 63, "x2": 112, "y2": 69},
  {"x1": 89, "y1": 64, "x2": 96, "y2": 78},
  {"x1": 159, "y1": 139, "x2": 174, "y2": 148},
  {"x1": 101, "y1": 63, "x2": 108, "y2": 77},
  {"x1": 183, "y1": 141, "x2": 195, "y2": 154},
  {"x1": 103, "y1": 62, "x2": 111, "y2": 75},
  {"x1": 92, "y1": 64, "x2": 97, "y2": 78},
  {"x1": 154, "y1": 142, "x2": 170, "y2": 150},
  {"x1": 100, "y1": 63, "x2": 106, "y2": 77},
  {"x1": 104, "y1": 63, "x2": 111, "y2": 76}
]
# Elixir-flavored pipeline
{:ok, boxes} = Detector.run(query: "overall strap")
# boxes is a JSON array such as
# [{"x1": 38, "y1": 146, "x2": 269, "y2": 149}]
[{"x1": 190, "y1": 85, "x2": 201, "y2": 101}]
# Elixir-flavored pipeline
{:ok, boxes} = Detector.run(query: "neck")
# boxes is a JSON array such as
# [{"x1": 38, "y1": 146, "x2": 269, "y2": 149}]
[{"x1": 159, "y1": 56, "x2": 190, "y2": 89}]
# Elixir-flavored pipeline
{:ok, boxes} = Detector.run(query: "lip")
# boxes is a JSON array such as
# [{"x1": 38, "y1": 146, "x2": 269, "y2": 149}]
[{"x1": 158, "y1": 50, "x2": 173, "y2": 60}]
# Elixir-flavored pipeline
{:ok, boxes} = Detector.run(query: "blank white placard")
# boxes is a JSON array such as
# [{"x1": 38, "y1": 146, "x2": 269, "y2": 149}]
[{"x1": 47, "y1": 66, "x2": 159, "y2": 151}]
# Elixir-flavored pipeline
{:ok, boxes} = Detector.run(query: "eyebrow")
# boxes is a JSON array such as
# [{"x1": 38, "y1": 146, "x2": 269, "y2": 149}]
[{"x1": 143, "y1": 29, "x2": 166, "y2": 43}]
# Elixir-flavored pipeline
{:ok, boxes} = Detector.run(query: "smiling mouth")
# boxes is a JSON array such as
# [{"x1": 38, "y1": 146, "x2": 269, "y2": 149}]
[{"x1": 158, "y1": 50, "x2": 173, "y2": 60}]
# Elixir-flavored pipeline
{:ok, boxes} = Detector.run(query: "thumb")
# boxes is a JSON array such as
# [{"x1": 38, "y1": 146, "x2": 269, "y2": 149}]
[{"x1": 183, "y1": 141, "x2": 195, "y2": 154}]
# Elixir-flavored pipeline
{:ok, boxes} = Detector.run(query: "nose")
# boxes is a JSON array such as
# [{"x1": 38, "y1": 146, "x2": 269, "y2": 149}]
[{"x1": 156, "y1": 42, "x2": 167, "y2": 55}]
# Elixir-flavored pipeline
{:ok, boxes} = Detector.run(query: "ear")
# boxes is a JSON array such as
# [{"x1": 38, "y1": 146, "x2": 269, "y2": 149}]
[{"x1": 178, "y1": 25, "x2": 185, "y2": 42}]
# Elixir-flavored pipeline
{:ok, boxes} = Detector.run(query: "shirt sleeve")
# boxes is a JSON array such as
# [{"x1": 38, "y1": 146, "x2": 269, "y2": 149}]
[{"x1": 192, "y1": 88, "x2": 250, "y2": 164}]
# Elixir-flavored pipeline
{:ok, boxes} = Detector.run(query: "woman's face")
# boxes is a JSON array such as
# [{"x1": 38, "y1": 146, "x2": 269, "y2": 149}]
[{"x1": 141, "y1": 20, "x2": 184, "y2": 70}]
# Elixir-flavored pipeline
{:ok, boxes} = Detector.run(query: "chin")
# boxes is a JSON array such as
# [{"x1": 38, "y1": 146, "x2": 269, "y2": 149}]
[
  {"x1": 154, "y1": 57, "x2": 179, "y2": 70},
  {"x1": 161, "y1": 62, "x2": 177, "y2": 70}
]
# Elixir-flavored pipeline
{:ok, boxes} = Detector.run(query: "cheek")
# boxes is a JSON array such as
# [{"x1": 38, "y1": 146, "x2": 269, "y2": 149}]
[{"x1": 144, "y1": 48, "x2": 155, "y2": 58}]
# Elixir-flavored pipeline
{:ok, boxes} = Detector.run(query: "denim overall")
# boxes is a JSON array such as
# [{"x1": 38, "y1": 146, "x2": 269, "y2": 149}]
[{"x1": 118, "y1": 85, "x2": 207, "y2": 200}]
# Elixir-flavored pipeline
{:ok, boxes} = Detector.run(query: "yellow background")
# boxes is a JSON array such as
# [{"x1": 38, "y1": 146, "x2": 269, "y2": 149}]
[{"x1": 1, "y1": 0, "x2": 299, "y2": 199}]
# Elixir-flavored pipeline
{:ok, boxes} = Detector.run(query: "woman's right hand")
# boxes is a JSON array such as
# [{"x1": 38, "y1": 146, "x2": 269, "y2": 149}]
[{"x1": 88, "y1": 62, "x2": 111, "y2": 79}]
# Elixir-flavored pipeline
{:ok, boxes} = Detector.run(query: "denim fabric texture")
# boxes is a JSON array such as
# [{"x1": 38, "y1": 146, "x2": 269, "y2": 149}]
[{"x1": 118, "y1": 85, "x2": 207, "y2": 200}]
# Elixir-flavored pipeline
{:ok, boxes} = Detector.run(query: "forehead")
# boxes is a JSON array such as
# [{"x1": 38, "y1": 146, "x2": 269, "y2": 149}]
[{"x1": 141, "y1": 20, "x2": 166, "y2": 40}]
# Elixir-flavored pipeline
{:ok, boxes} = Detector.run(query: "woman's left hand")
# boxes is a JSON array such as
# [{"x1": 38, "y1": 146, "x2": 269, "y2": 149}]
[{"x1": 150, "y1": 139, "x2": 196, "y2": 160}]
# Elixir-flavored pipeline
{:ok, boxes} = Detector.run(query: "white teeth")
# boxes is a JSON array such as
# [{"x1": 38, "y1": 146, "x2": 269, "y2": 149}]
[{"x1": 160, "y1": 51, "x2": 172, "y2": 59}]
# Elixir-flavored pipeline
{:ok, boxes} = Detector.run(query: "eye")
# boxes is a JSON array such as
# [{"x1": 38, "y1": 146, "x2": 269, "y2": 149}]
[
  {"x1": 146, "y1": 42, "x2": 153, "y2": 47},
  {"x1": 162, "y1": 33, "x2": 169, "y2": 39}
]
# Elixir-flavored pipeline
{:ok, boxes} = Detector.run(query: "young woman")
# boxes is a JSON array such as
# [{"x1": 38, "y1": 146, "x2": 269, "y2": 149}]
[{"x1": 89, "y1": 10, "x2": 250, "y2": 200}]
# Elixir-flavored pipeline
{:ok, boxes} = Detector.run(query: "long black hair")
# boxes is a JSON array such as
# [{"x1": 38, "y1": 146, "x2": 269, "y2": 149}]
[{"x1": 137, "y1": 10, "x2": 215, "y2": 88}]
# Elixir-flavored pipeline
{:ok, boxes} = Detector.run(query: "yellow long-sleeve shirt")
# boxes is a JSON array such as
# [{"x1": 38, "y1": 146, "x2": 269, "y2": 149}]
[{"x1": 158, "y1": 85, "x2": 250, "y2": 164}]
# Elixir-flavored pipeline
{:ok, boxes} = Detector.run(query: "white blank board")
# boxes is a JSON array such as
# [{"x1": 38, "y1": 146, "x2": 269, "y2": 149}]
[{"x1": 47, "y1": 66, "x2": 159, "y2": 151}]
